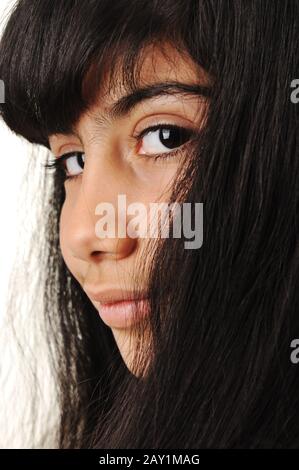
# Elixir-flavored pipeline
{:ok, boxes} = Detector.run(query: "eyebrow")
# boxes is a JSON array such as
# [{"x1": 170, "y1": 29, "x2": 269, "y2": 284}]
[{"x1": 71, "y1": 80, "x2": 211, "y2": 137}]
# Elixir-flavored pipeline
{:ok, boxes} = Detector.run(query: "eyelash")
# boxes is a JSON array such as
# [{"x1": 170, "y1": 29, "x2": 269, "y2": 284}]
[{"x1": 44, "y1": 123, "x2": 196, "y2": 181}]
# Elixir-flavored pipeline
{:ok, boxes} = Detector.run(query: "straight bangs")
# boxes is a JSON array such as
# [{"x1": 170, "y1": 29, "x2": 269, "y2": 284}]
[{"x1": 0, "y1": 0, "x2": 212, "y2": 148}]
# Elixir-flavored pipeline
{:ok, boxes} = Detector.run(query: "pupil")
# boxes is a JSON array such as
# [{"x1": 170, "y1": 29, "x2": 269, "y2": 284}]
[
  {"x1": 78, "y1": 153, "x2": 84, "y2": 168},
  {"x1": 159, "y1": 127, "x2": 190, "y2": 149}
]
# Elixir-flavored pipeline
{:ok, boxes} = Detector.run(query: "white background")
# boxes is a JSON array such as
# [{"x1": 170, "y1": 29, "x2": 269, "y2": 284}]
[{"x1": 0, "y1": 0, "x2": 58, "y2": 448}]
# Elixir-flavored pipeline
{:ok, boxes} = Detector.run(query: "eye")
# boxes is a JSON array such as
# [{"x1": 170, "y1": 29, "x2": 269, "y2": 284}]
[
  {"x1": 63, "y1": 152, "x2": 85, "y2": 178},
  {"x1": 136, "y1": 124, "x2": 195, "y2": 157},
  {"x1": 45, "y1": 151, "x2": 85, "y2": 180}
]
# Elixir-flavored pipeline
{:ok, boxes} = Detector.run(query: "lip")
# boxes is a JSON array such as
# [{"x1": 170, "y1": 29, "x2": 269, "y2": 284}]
[
  {"x1": 83, "y1": 286, "x2": 150, "y2": 328},
  {"x1": 83, "y1": 286, "x2": 148, "y2": 304}
]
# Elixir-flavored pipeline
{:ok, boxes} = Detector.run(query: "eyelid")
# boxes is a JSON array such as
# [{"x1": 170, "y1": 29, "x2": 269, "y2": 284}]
[
  {"x1": 132, "y1": 112, "x2": 201, "y2": 136},
  {"x1": 56, "y1": 150, "x2": 82, "y2": 160},
  {"x1": 133, "y1": 122, "x2": 196, "y2": 140}
]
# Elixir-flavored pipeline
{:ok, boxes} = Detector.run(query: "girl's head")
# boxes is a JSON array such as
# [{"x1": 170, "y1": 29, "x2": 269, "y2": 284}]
[{"x1": 1, "y1": 0, "x2": 299, "y2": 449}]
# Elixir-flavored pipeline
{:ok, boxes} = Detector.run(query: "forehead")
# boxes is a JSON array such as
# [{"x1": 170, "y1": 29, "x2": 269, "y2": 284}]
[{"x1": 83, "y1": 42, "x2": 209, "y2": 108}]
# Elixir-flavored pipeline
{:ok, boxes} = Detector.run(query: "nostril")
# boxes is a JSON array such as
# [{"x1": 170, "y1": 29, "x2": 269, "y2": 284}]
[{"x1": 90, "y1": 250, "x2": 102, "y2": 261}]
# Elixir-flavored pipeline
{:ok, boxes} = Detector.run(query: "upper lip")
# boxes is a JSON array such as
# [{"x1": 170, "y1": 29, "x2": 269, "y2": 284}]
[{"x1": 83, "y1": 286, "x2": 148, "y2": 305}]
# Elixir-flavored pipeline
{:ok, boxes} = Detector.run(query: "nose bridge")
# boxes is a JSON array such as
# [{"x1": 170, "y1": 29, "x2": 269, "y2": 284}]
[
  {"x1": 82, "y1": 151, "x2": 131, "y2": 225},
  {"x1": 66, "y1": 153, "x2": 137, "y2": 262}
]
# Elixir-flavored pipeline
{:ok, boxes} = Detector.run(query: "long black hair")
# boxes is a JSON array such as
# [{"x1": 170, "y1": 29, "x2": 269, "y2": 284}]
[{"x1": 0, "y1": 0, "x2": 299, "y2": 448}]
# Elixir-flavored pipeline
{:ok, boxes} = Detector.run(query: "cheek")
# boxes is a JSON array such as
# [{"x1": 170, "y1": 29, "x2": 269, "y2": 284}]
[
  {"x1": 144, "y1": 162, "x2": 178, "y2": 186},
  {"x1": 136, "y1": 163, "x2": 179, "y2": 203},
  {"x1": 59, "y1": 202, "x2": 76, "y2": 275},
  {"x1": 59, "y1": 202, "x2": 67, "y2": 252}
]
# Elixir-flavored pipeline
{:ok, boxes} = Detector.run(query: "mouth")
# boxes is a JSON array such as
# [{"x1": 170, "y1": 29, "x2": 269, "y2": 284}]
[
  {"x1": 83, "y1": 286, "x2": 150, "y2": 328},
  {"x1": 97, "y1": 298, "x2": 150, "y2": 329}
]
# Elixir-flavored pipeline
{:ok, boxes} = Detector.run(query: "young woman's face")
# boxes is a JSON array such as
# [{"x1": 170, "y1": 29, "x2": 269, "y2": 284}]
[{"x1": 48, "y1": 44, "x2": 208, "y2": 371}]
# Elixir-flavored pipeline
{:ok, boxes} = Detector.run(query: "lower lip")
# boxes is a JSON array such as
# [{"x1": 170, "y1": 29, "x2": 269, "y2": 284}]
[{"x1": 97, "y1": 298, "x2": 150, "y2": 329}]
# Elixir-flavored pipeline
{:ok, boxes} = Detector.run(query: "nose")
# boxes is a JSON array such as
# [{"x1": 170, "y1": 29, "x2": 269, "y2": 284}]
[{"x1": 60, "y1": 154, "x2": 138, "y2": 264}]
